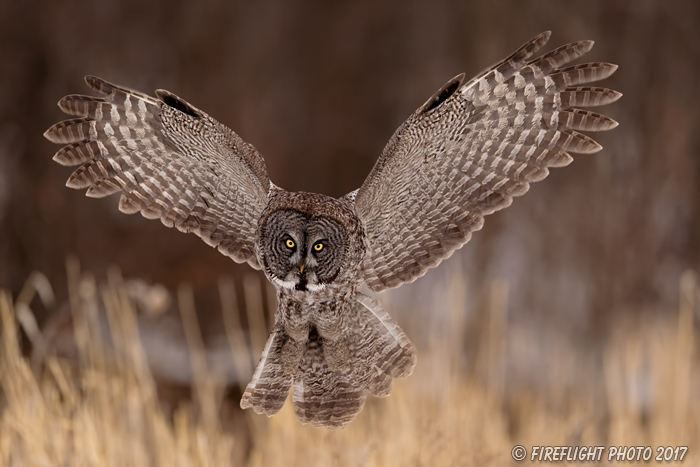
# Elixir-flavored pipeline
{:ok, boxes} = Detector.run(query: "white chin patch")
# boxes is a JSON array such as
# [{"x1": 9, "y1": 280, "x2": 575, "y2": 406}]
[
  {"x1": 271, "y1": 276, "x2": 325, "y2": 292},
  {"x1": 306, "y1": 283, "x2": 325, "y2": 292},
  {"x1": 272, "y1": 277, "x2": 297, "y2": 290}
]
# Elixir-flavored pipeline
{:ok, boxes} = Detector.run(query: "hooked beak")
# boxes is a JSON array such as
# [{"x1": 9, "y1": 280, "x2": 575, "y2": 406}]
[{"x1": 299, "y1": 265, "x2": 305, "y2": 274}]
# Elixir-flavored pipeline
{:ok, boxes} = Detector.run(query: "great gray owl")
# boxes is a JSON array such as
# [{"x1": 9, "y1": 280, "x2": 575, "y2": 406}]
[{"x1": 44, "y1": 32, "x2": 620, "y2": 427}]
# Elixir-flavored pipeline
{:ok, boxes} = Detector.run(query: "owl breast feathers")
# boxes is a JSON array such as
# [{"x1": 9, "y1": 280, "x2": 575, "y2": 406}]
[{"x1": 45, "y1": 31, "x2": 620, "y2": 428}]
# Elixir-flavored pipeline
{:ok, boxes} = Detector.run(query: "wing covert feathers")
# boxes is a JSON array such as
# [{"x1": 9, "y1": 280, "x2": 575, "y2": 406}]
[{"x1": 354, "y1": 32, "x2": 621, "y2": 292}]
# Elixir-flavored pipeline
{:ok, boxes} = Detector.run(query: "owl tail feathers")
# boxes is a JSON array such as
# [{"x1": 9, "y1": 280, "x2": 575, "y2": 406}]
[
  {"x1": 240, "y1": 325, "x2": 294, "y2": 417},
  {"x1": 292, "y1": 355, "x2": 368, "y2": 428},
  {"x1": 291, "y1": 294, "x2": 417, "y2": 428}
]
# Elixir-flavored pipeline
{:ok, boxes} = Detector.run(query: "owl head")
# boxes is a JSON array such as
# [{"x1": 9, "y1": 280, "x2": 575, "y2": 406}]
[{"x1": 256, "y1": 191, "x2": 365, "y2": 293}]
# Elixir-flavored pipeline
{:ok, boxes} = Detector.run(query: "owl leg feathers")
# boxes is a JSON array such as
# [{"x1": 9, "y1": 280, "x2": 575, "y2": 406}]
[
  {"x1": 241, "y1": 295, "x2": 416, "y2": 427},
  {"x1": 280, "y1": 336, "x2": 306, "y2": 374},
  {"x1": 292, "y1": 327, "x2": 367, "y2": 427}
]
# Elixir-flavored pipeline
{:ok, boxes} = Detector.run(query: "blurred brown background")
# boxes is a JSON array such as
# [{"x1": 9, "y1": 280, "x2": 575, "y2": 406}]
[{"x1": 0, "y1": 0, "x2": 698, "y2": 340}]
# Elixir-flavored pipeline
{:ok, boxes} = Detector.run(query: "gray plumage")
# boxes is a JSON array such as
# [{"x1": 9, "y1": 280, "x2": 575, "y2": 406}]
[{"x1": 44, "y1": 31, "x2": 620, "y2": 428}]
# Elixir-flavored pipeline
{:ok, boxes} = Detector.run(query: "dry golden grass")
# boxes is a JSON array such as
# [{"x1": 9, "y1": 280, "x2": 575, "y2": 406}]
[{"x1": 1, "y1": 261, "x2": 699, "y2": 466}]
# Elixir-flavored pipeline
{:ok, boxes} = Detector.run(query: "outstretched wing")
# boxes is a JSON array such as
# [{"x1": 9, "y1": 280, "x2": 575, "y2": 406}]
[
  {"x1": 45, "y1": 76, "x2": 270, "y2": 269},
  {"x1": 353, "y1": 32, "x2": 621, "y2": 291}
]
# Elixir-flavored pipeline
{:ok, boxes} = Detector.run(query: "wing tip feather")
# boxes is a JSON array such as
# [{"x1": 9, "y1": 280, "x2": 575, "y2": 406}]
[
  {"x1": 52, "y1": 149, "x2": 73, "y2": 166},
  {"x1": 57, "y1": 95, "x2": 78, "y2": 115},
  {"x1": 548, "y1": 151, "x2": 574, "y2": 167},
  {"x1": 84, "y1": 74, "x2": 102, "y2": 88},
  {"x1": 85, "y1": 188, "x2": 105, "y2": 198},
  {"x1": 536, "y1": 30, "x2": 552, "y2": 48},
  {"x1": 594, "y1": 63, "x2": 619, "y2": 81},
  {"x1": 65, "y1": 177, "x2": 84, "y2": 190},
  {"x1": 523, "y1": 30, "x2": 552, "y2": 56},
  {"x1": 579, "y1": 140, "x2": 603, "y2": 154},
  {"x1": 606, "y1": 118, "x2": 619, "y2": 130},
  {"x1": 603, "y1": 89, "x2": 623, "y2": 104},
  {"x1": 118, "y1": 194, "x2": 142, "y2": 214},
  {"x1": 579, "y1": 39, "x2": 594, "y2": 54},
  {"x1": 51, "y1": 152, "x2": 65, "y2": 165},
  {"x1": 43, "y1": 128, "x2": 58, "y2": 143},
  {"x1": 607, "y1": 63, "x2": 619, "y2": 76}
]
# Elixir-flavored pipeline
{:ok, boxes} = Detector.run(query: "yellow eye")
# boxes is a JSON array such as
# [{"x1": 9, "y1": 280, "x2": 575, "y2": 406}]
[
  {"x1": 313, "y1": 242, "x2": 324, "y2": 252},
  {"x1": 285, "y1": 239, "x2": 295, "y2": 248}
]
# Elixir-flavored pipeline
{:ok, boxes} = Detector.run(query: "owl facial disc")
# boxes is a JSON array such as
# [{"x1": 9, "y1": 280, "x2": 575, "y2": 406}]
[{"x1": 260, "y1": 209, "x2": 347, "y2": 292}]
